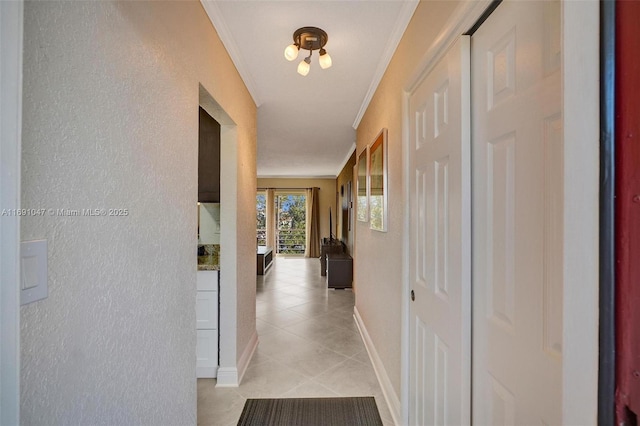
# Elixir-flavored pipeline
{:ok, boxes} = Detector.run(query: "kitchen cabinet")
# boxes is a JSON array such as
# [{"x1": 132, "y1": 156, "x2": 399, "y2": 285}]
[
  {"x1": 196, "y1": 291, "x2": 218, "y2": 329},
  {"x1": 196, "y1": 270, "x2": 218, "y2": 378},
  {"x1": 198, "y1": 107, "x2": 221, "y2": 203},
  {"x1": 196, "y1": 330, "x2": 218, "y2": 375}
]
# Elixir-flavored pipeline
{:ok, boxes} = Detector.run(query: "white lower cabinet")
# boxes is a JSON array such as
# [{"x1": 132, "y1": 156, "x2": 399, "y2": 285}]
[
  {"x1": 196, "y1": 271, "x2": 218, "y2": 378},
  {"x1": 196, "y1": 291, "x2": 218, "y2": 330},
  {"x1": 196, "y1": 330, "x2": 218, "y2": 374}
]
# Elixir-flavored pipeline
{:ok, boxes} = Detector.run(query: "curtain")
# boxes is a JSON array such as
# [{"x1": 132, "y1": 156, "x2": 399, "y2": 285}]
[
  {"x1": 305, "y1": 187, "x2": 320, "y2": 258},
  {"x1": 265, "y1": 188, "x2": 276, "y2": 250}
]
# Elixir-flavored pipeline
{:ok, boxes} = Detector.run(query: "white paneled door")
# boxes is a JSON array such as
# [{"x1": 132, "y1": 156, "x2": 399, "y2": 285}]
[
  {"x1": 408, "y1": 36, "x2": 471, "y2": 426},
  {"x1": 471, "y1": 1, "x2": 563, "y2": 424}
]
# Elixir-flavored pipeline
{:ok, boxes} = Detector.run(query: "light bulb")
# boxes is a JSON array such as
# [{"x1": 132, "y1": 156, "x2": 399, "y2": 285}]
[
  {"x1": 297, "y1": 58, "x2": 310, "y2": 76},
  {"x1": 319, "y1": 51, "x2": 332, "y2": 69},
  {"x1": 284, "y1": 44, "x2": 299, "y2": 61}
]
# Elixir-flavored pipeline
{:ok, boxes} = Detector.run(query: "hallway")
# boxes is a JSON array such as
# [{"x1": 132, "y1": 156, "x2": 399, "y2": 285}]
[{"x1": 197, "y1": 258, "x2": 393, "y2": 425}]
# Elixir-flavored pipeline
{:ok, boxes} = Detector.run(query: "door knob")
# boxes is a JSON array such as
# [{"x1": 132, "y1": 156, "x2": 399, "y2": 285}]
[{"x1": 411, "y1": 290, "x2": 415, "y2": 301}]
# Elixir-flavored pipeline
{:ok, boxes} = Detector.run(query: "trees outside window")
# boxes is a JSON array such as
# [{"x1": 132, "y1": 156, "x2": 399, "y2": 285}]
[
  {"x1": 256, "y1": 193, "x2": 266, "y2": 246},
  {"x1": 256, "y1": 192, "x2": 306, "y2": 254},
  {"x1": 276, "y1": 194, "x2": 306, "y2": 254}
]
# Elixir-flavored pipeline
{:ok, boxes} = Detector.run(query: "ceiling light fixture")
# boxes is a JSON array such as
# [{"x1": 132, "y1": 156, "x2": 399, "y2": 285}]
[{"x1": 284, "y1": 27, "x2": 332, "y2": 76}]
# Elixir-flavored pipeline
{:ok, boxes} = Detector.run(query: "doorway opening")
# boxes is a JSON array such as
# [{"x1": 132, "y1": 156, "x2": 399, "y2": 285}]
[{"x1": 198, "y1": 84, "x2": 242, "y2": 387}]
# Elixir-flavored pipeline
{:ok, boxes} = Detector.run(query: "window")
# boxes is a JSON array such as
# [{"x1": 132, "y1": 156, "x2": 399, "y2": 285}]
[
  {"x1": 275, "y1": 194, "x2": 306, "y2": 255},
  {"x1": 256, "y1": 192, "x2": 266, "y2": 246}
]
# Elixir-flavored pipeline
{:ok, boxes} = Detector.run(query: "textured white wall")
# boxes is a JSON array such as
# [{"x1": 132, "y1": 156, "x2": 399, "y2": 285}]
[
  {"x1": 354, "y1": 0, "x2": 460, "y2": 399},
  {"x1": 20, "y1": 2, "x2": 256, "y2": 424}
]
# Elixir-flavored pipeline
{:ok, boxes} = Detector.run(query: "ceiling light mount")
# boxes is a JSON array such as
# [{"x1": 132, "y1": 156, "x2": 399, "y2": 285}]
[
  {"x1": 293, "y1": 27, "x2": 328, "y2": 51},
  {"x1": 284, "y1": 26, "x2": 332, "y2": 76}
]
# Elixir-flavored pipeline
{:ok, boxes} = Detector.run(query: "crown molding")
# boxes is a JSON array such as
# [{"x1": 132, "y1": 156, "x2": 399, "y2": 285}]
[
  {"x1": 200, "y1": 0, "x2": 262, "y2": 107},
  {"x1": 352, "y1": 0, "x2": 419, "y2": 129}
]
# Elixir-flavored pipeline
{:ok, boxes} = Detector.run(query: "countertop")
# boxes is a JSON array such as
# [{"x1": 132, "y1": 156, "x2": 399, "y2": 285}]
[
  {"x1": 197, "y1": 262, "x2": 219, "y2": 271},
  {"x1": 198, "y1": 244, "x2": 220, "y2": 271}
]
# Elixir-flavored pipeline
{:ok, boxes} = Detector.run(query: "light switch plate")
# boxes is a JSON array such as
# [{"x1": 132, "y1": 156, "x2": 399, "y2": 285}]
[{"x1": 21, "y1": 240, "x2": 48, "y2": 305}]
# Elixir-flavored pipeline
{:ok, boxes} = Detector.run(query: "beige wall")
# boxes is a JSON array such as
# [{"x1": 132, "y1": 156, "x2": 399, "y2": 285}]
[
  {"x1": 336, "y1": 151, "x2": 356, "y2": 255},
  {"x1": 258, "y1": 178, "x2": 337, "y2": 246},
  {"x1": 354, "y1": 0, "x2": 461, "y2": 399},
  {"x1": 20, "y1": 2, "x2": 256, "y2": 424}
]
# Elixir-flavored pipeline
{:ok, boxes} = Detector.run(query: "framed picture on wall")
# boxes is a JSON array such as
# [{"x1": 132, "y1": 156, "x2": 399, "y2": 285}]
[
  {"x1": 356, "y1": 147, "x2": 368, "y2": 222},
  {"x1": 368, "y1": 129, "x2": 387, "y2": 232}
]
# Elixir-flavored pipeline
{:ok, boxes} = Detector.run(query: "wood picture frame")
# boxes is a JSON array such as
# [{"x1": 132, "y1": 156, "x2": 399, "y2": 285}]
[
  {"x1": 356, "y1": 146, "x2": 369, "y2": 222},
  {"x1": 368, "y1": 129, "x2": 388, "y2": 231}
]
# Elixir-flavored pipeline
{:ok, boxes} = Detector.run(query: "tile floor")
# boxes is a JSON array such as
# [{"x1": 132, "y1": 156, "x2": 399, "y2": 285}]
[{"x1": 197, "y1": 257, "x2": 394, "y2": 426}]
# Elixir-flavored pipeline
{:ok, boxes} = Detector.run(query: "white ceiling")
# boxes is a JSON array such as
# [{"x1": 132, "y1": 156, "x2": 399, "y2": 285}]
[{"x1": 201, "y1": 0, "x2": 418, "y2": 177}]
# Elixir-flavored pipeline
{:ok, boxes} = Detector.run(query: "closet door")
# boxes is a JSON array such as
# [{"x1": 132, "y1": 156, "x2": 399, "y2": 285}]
[
  {"x1": 408, "y1": 36, "x2": 471, "y2": 426},
  {"x1": 471, "y1": 1, "x2": 563, "y2": 424}
]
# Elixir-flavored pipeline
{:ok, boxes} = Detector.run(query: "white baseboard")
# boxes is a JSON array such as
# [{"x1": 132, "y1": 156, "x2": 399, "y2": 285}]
[
  {"x1": 215, "y1": 367, "x2": 238, "y2": 387},
  {"x1": 215, "y1": 331, "x2": 259, "y2": 387},
  {"x1": 354, "y1": 307, "x2": 401, "y2": 426}
]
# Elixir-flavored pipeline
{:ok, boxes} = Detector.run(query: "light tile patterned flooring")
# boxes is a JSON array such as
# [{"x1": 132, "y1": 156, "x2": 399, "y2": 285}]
[{"x1": 197, "y1": 257, "x2": 394, "y2": 426}]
